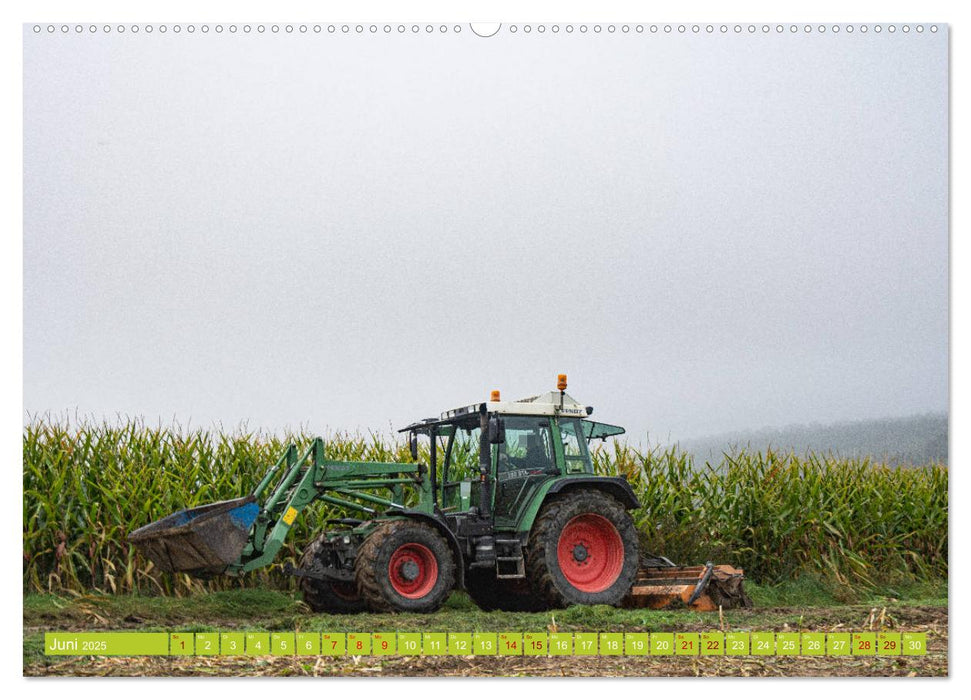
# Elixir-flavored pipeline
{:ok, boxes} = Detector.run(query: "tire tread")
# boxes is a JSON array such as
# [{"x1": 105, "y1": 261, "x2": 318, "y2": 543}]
[{"x1": 525, "y1": 489, "x2": 639, "y2": 608}]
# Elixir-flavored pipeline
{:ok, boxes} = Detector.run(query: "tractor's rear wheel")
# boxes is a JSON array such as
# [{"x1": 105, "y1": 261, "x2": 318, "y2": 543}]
[
  {"x1": 464, "y1": 568, "x2": 547, "y2": 612},
  {"x1": 299, "y1": 536, "x2": 367, "y2": 614},
  {"x1": 526, "y1": 490, "x2": 639, "y2": 608},
  {"x1": 355, "y1": 520, "x2": 456, "y2": 613}
]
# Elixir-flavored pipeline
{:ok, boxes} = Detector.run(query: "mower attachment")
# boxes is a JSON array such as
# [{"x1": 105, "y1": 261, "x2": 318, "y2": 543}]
[
  {"x1": 626, "y1": 562, "x2": 752, "y2": 611},
  {"x1": 128, "y1": 496, "x2": 260, "y2": 576}
]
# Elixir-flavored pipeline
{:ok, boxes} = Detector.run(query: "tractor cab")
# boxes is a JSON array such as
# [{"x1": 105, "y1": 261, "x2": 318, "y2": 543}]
[{"x1": 400, "y1": 378, "x2": 627, "y2": 530}]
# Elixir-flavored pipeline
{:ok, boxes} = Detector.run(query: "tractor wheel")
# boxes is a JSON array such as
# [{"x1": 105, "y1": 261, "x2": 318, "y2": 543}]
[
  {"x1": 355, "y1": 520, "x2": 456, "y2": 613},
  {"x1": 464, "y1": 568, "x2": 547, "y2": 612},
  {"x1": 299, "y1": 536, "x2": 367, "y2": 614},
  {"x1": 526, "y1": 490, "x2": 639, "y2": 608}
]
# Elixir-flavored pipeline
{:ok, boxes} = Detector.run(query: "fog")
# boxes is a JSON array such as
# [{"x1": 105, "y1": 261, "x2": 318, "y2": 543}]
[{"x1": 23, "y1": 24, "x2": 948, "y2": 443}]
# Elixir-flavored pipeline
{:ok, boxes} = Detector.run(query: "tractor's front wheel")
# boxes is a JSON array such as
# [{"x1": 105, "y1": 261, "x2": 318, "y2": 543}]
[
  {"x1": 526, "y1": 490, "x2": 639, "y2": 608},
  {"x1": 355, "y1": 520, "x2": 456, "y2": 613},
  {"x1": 299, "y1": 536, "x2": 367, "y2": 614}
]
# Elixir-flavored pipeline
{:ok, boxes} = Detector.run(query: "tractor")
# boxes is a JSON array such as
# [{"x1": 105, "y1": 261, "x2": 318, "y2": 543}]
[{"x1": 130, "y1": 376, "x2": 749, "y2": 613}]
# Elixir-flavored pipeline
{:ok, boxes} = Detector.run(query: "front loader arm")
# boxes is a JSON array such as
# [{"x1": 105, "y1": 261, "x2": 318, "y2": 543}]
[
  {"x1": 230, "y1": 438, "x2": 422, "y2": 573},
  {"x1": 128, "y1": 437, "x2": 425, "y2": 578}
]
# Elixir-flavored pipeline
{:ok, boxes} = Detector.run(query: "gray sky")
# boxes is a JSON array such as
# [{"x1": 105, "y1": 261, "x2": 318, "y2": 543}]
[{"x1": 23, "y1": 25, "x2": 948, "y2": 443}]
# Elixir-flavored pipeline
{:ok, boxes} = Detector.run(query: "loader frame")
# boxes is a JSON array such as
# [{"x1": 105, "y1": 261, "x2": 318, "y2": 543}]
[{"x1": 229, "y1": 439, "x2": 430, "y2": 573}]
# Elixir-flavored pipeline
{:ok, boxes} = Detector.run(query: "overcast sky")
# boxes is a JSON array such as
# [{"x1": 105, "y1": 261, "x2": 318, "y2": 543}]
[{"x1": 23, "y1": 25, "x2": 948, "y2": 443}]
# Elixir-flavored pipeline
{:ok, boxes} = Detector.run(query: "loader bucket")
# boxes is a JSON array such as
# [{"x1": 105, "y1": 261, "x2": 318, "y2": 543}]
[
  {"x1": 127, "y1": 496, "x2": 259, "y2": 576},
  {"x1": 625, "y1": 563, "x2": 752, "y2": 611}
]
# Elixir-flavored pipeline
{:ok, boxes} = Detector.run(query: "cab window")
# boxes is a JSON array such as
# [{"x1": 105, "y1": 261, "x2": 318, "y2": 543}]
[
  {"x1": 444, "y1": 426, "x2": 481, "y2": 482},
  {"x1": 498, "y1": 417, "x2": 555, "y2": 474},
  {"x1": 558, "y1": 418, "x2": 592, "y2": 473}
]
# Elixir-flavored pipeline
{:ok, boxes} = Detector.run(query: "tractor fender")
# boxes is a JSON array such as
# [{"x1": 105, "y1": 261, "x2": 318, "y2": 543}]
[
  {"x1": 545, "y1": 476, "x2": 641, "y2": 509},
  {"x1": 385, "y1": 509, "x2": 465, "y2": 588},
  {"x1": 518, "y1": 476, "x2": 641, "y2": 535}
]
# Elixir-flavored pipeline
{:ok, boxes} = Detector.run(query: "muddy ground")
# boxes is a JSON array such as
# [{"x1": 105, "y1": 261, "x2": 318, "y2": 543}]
[{"x1": 28, "y1": 652, "x2": 947, "y2": 677}]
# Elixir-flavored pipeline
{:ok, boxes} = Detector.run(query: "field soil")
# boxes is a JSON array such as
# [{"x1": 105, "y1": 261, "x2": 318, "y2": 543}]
[{"x1": 23, "y1": 589, "x2": 948, "y2": 677}]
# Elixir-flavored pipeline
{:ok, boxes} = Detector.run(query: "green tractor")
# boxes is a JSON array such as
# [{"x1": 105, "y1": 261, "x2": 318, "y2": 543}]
[{"x1": 130, "y1": 376, "x2": 748, "y2": 613}]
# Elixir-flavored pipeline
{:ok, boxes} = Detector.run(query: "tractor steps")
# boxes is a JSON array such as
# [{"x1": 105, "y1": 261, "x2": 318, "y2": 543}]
[{"x1": 495, "y1": 539, "x2": 526, "y2": 579}]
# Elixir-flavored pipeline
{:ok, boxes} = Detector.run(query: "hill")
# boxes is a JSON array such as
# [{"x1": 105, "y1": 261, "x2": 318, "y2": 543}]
[{"x1": 680, "y1": 412, "x2": 948, "y2": 466}]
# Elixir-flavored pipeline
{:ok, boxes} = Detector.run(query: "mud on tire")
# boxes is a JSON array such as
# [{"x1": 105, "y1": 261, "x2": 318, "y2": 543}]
[
  {"x1": 526, "y1": 489, "x2": 639, "y2": 608},
  {"x1": 299, "y1": 535, "x2": 367, "y2": 614},
  {"x1": 355, "y1": 520, "x2": 456, "y2": 613}
]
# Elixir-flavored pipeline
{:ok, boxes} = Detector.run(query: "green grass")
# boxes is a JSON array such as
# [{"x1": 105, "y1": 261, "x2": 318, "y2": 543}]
[
  {"x1": 742, "y1": 574, "x2": 947, "y2": 607},
  {"x1": 24, "y1": 576, "x2": 947, "y2": 630}
]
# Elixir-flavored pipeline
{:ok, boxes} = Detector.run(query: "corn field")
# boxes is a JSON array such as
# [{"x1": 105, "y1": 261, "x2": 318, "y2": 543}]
[
  {"x1": 598, "y1": 444, "x2": 947, "y2": 587},
  {"x1": 23, "y1": 419, "x2": 947, "y2": 596}
]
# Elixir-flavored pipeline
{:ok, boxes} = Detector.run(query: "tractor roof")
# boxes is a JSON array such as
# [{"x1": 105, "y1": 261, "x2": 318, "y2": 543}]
[
  {"x1": 441, "y1": 391, "x2": 590, "y2": 421},
  {"x1": 399, "y1": 391, "x2": 591, "y2": 434},
  {"x1": 399, "y1": 381, "x2": 625, "y2": 441}
]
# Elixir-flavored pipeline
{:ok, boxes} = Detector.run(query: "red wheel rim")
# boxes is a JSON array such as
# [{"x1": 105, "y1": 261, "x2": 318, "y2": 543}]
[
  {"x1": 556, "y1": 514, "x2": 624, "y2": 593},
  {"x1": 388, "y1": 543, "x2": 439, "y2": 599}
]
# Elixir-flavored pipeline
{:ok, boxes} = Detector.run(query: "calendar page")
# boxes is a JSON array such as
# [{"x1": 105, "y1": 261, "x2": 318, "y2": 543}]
[{"x1": 21, "y1": 10, "x2": 948, "y2": 681}]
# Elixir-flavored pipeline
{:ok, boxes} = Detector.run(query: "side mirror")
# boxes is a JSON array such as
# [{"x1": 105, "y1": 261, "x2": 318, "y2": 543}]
[
  {"x1": 488, "y1": 416, "x2": 506, "y2": 444},
  {"x1": 409, "y1": 432, "x2": 419, "y2": 461}
]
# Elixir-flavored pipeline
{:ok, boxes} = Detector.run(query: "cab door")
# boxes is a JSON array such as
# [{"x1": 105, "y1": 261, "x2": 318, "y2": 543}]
[
  {"x1": 440, "y1": 425, "x2": 479, "y2": 513},
  {"x1": 492, "y1": 416, "x2": 557, "y2": 528}
]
